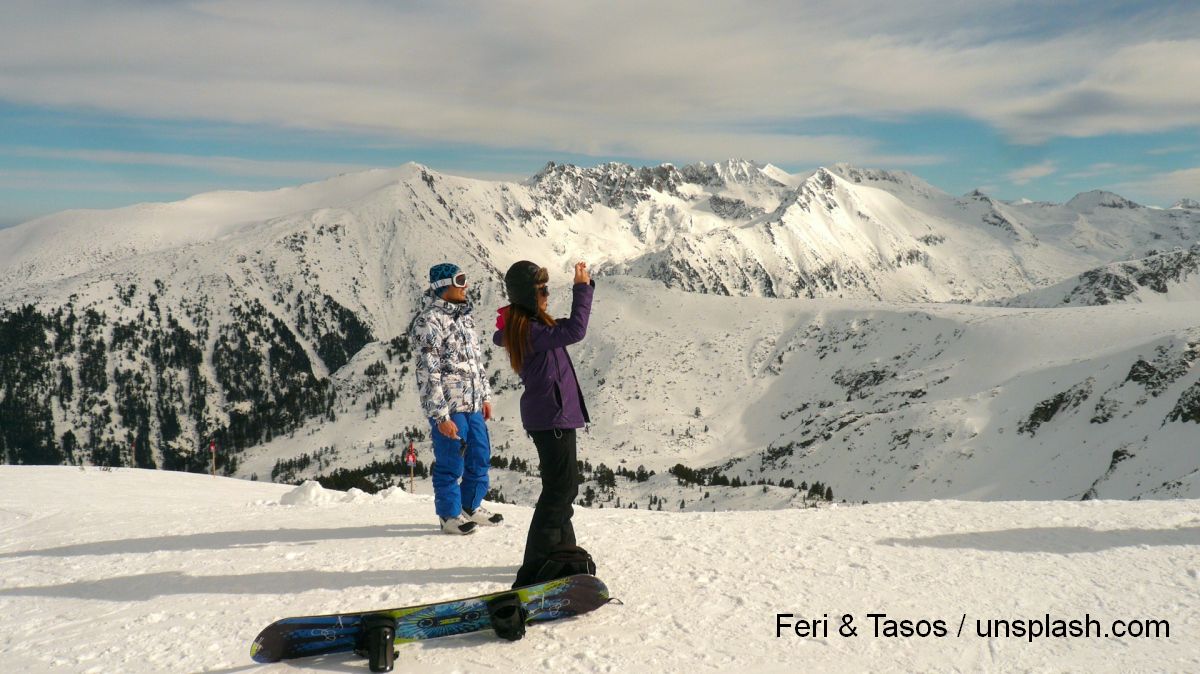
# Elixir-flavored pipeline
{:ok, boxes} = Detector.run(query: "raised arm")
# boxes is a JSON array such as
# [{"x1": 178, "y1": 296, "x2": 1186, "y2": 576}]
[{"x1": 528, "y1": 280, "x2": 594, "y2": 352}]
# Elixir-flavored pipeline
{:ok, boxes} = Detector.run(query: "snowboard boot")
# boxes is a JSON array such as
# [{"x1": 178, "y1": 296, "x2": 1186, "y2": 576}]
[
  {"x1": 486, "y1": 593, "x2": 528, "y2": 641},
  {"x1": 465, "y1": 505, "x2": 504, "y2": 525},
  {"x1": 440, "y1": 513, "x2": 478, "y2": 535}
]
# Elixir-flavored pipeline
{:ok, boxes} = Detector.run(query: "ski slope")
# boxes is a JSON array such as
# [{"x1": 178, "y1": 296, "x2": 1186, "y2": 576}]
[{"x1": 1, "y1": 466, "x2": 1197, "y2": 673}]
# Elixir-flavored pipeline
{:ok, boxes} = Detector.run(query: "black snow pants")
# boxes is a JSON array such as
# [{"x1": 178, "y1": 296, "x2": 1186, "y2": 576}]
[{"x1": 521, "y1": 428, "x2": 579, "y2": 565}]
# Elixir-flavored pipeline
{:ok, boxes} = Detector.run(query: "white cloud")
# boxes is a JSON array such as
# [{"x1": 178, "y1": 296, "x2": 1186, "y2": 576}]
[
  {"x1": 1146, "y1": 144, "x2": 1197, "y2": 156},
  {"x1": 1007, "y1": 161, "x2": 1057, "y2": 185},
  {"x1": 0, "y1": 1, "x2": 1197, "y2": 158},
  {"x1": 1061, "y1": 162, "x2": 1131, "y2": 180},
  {"x1": 444, "y1": 169, "x2": 530, "y2": 184},
  {"x1": 0, "y1": 167, "x2": 236, "y2": 195},
  {"x1": 0, "y1": 147, "x2": 374, "y2": 179},
  {"x1": 1115, "y1": 167, "x2": 1200, "y2": 203},
  {"x1": 0, "y1": 165, "x2": 304, "y2": 226},
  {"x1": 991, "y1": 40, "x2": 1200, "y2": 143}
]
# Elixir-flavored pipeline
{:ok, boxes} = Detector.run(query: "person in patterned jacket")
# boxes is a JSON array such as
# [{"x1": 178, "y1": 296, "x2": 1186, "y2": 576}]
[{"x1": 412, "y1": 262, "x2": 503, "y2": 535}]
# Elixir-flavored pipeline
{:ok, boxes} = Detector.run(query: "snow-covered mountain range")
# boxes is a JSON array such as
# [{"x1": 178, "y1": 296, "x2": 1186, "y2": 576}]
[{"x1": 1, "y1": 160, "x2": 1198, "y2": 504}]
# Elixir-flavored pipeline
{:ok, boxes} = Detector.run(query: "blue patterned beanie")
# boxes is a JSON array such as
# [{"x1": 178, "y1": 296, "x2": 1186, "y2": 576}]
[{"x1": 428, "y1": 263, "x2": 461, "y2": 295}]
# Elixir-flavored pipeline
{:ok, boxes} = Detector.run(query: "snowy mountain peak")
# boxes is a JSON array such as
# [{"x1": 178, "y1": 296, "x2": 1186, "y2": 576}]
[
  {"x1": 532, "y1": 160, "x2": 686, "y2": 192},
  {"x1": 524, "y1": 159, "x2": 794, "y2": 225},
  {"x1": 524, "y1": 161, "x2": 687, "y2": 217},
  {"x1": 758, "y1": 166, "x2": 873, "y2": 225},
  {"x1": 0, "y1": 164, "x2": 440, "y2": 293},
  {"x1": 759, "y1": 163, "x2": 796, "y2": 186},
  {"x1": 677, "y1": 159, "x2": 785, "y2": 190},
  {"x1": 1066, "y1": 190, "x2": 1142, "y2": 212},
  {"x1": 1172, "y1": 198, "x2": 1200, "y2": 211},
  {"x1": 769, "y1": 166, "x2": 843, "y2": 215},
  {"x1": 826, "y1": 163, "x2": 945, "y2": 201}
]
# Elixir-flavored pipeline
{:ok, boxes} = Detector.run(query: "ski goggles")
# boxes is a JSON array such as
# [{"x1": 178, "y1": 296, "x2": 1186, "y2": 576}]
[
  {"x1": 536, "y1": 285, "x2": 550, "y2": 297},
  {"x1": 431, "y1": 272, "x2": 468, "y2": 291}
]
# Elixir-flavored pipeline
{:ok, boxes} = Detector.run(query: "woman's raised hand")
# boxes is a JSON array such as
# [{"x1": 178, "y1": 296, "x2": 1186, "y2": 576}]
[{"x1": 574, "y1": 261, "x2": 590, "y2": 285}]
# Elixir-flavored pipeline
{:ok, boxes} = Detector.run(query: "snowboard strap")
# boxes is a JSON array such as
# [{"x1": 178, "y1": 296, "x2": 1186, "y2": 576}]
[{"x1": 486, "y1": 593, "x2": 528, "y2": 641}]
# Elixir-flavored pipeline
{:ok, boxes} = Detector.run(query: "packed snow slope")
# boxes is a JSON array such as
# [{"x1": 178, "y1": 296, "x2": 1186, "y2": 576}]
[{"x1": 1, "y1": 467, "x2": 1197, "y2": 673}]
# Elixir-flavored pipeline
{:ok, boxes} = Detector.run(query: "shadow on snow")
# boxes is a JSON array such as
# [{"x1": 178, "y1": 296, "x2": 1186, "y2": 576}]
[{"x1": 880, "y1": 525, "x2": 1200, "y2": 554}]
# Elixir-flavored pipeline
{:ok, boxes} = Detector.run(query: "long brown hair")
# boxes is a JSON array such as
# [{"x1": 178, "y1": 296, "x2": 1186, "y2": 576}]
[{"x1": 502, "y1": 304, "x2": 556, "y2": 373}]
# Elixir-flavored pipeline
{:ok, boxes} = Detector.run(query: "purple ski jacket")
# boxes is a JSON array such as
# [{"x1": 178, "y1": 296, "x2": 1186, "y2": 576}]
[{"x1": 493, "y1": 280, "x2": 593, "y2": 431}]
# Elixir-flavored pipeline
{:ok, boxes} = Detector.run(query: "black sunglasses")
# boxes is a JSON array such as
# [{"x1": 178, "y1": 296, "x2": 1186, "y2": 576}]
[{"x1": 536, "y1": 286, "x2": 550, "y2": 297}]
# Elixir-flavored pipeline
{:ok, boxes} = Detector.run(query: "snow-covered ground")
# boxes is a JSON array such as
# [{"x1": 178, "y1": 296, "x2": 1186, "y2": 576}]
[{"x1": 2, "y1": 466, "x2": 1197, "y2": 673}]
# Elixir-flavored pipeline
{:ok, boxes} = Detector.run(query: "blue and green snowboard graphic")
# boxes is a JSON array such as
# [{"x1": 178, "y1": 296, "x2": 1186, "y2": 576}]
[{"x1": 251, "y1": 574, "x2": 610, "y2": 664}]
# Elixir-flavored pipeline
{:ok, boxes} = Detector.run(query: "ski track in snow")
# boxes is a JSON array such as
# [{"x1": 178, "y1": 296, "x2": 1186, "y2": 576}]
[{"x1": 1, "y1": 466, "x2": 1197, "y2": 673}]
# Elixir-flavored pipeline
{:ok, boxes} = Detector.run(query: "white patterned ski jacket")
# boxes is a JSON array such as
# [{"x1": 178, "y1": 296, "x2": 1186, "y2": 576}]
[{"x1": 411, "y1": 297, "x2": 493, "y2": 422}]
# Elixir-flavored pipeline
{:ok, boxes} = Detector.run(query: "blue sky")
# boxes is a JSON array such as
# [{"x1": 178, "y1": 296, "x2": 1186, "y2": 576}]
[{"x1": 1, "y1": 1, "x2": 1198, "y2": 226}]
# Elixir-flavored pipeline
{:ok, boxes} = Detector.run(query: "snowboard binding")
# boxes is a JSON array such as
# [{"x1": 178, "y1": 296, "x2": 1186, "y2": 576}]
[
  {"x1": 486, "y1": 593, "x2": 528, "y2": 641},
  {"x1": 356, "y1": 614, "x2": 397, "y2": 672}
]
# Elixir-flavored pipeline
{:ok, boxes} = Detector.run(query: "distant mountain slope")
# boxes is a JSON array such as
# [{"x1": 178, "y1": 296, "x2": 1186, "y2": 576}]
[
  {"x1": 1003, "y1": 244, "x2": 1200, "y2": 306},
  {"x1": 228, "y1": 278, "x2": 1200, "y2": 503}
]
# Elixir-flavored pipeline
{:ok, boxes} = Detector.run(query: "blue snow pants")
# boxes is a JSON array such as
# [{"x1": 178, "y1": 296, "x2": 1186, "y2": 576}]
[{"x1": 429, "y1": 411, "x2": 491, "y2": 519}]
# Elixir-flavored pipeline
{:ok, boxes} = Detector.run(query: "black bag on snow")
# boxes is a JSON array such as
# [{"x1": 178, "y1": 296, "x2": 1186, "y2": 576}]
[{"x1": 512, "y1": 544, "x2": 596, "y2": 588}]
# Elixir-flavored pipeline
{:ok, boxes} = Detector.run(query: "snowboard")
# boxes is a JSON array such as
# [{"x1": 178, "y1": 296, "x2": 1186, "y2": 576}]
[{"x1": 250, "y1": 574, "x2": 610, "y2": 665}]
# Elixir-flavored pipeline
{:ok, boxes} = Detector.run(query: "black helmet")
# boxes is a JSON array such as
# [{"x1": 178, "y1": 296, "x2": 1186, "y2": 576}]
[{"x1": 504, "y1": 260, "x2": 548, "y2": 312}]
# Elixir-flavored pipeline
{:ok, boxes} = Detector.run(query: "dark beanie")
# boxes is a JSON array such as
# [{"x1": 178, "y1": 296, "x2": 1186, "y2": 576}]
[{"x1": 504, "y1": 260, "x2": 547, "y2": 312}]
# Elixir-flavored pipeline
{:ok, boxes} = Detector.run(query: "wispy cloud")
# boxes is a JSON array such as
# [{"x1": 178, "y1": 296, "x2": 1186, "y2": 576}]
[
  {"x1": 0, "y1": 146, "x2": 374, "y2": 180},
  {"x1": 1006, "y1": 160, "x2": 1057, "y2": 185},
  {"x1": 0, "y1": 1, "x2": 1195, "y2": 160},
  {"x1": 0, "y1": 168, "x2": 238, "y2": 195},
  {"x1": 991, "y1": 40, "x2": 1200, "y2": 144},
  {"x1": 1115, "y1": 166, "x2": 1200, "y2": 203},
  {"x1": 1146, "y1": 144, "x2": 1197, "y2": 156},
  {"x1": 1061, "y1": 162, "x2": 1135, "y2": 180}
]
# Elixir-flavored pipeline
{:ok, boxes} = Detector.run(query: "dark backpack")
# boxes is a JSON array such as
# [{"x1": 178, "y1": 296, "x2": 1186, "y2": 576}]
[{"x1": 512, "y1": 544, "x2": 596, "y2": 588}]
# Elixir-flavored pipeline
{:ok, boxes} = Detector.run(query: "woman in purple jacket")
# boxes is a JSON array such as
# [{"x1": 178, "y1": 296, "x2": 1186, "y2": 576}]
[{"x1": 494, "y1": 260, "x2": 593, "y2": 586}]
